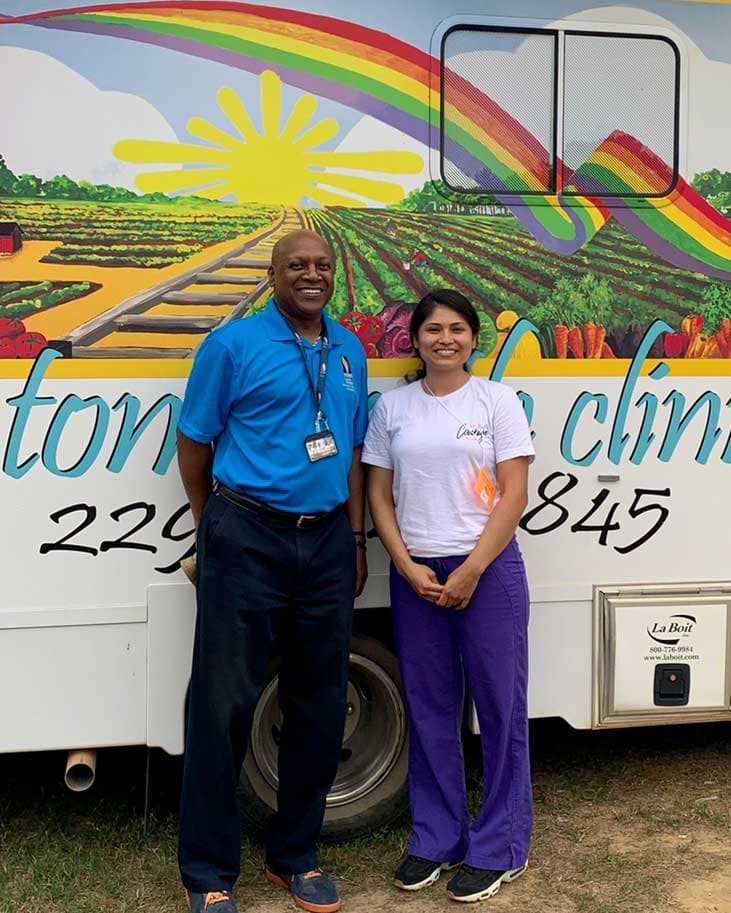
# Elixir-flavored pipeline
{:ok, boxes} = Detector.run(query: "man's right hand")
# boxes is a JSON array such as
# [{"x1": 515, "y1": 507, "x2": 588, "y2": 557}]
[{"x1": 180, "y1": 555, "x2": 197, "y2": 584}]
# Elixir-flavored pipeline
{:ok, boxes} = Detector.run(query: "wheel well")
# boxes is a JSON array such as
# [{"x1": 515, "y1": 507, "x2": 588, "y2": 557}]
[{"x1": 352, "y1": 606, "x2": 394, "y2": 648}]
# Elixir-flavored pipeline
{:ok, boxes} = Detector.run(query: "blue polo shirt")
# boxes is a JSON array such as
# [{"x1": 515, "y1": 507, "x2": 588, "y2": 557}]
[{"x1": 178, "y1": 300, "x2": 369, "y2": 513}]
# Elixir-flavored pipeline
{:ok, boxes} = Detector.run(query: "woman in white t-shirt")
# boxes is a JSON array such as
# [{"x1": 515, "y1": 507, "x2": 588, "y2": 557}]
[{"x1": 363, "y1": 289, "x2": 534, "y2": 904}]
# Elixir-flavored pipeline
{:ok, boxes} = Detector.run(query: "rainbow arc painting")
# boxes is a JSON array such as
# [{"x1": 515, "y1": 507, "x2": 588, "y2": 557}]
[{"x1": 1, "y1": 1, "x2": 730, "y2": 363}]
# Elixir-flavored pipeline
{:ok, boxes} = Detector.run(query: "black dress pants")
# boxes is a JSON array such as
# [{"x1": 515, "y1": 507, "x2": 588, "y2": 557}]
[{"x1": 178, "y1": 491, "x2": 356, "y2": 892}]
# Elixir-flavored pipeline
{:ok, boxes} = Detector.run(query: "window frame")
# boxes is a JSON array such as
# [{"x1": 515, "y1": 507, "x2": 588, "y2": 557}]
[
  {"x1": 560, "y1": 29, "x2": 681, "y2": 199},
  {"x1": 439, "y1": 24, "x2": 560, "y2": 197},
  {"x1": 438, "y1": 23, "x2": 681, "y2": 201}
]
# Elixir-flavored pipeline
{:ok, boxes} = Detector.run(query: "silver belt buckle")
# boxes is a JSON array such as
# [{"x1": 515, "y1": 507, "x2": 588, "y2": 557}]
[{"x1": 297, "y1": 513, "x2": 316, "y2": 528}]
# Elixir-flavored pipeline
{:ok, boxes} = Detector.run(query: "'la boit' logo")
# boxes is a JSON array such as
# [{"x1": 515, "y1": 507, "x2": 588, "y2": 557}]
[
  {"x1": 647, "y1": 614, "x2": 697, "y2": 645},
  {"x1": 341, "y1": 355, "x2": 355, "y2": 392}
]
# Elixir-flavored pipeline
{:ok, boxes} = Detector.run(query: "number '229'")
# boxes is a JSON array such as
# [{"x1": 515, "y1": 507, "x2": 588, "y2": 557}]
[{"x1": 39, "y1": 502, "x2": 194, "y2": 574}]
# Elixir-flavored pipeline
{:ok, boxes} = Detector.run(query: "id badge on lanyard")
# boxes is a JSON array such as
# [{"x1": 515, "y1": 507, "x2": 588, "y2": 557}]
[
  {"x1": 293, "y1": 328, "x2": 339, "y2": 463},
  {"x1": 305, "y1": 429, "x2": 338, "y2": 462}
]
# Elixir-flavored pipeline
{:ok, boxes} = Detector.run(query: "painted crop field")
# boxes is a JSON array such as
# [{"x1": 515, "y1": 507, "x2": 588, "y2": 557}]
[
  {"x1": 0, "y1": 280, "x2": 99, "y2": 321},
  {"x1": 0, "y1": 199, "x2": 281, "y2": 268},
  {"x1": 309, "y1": 209, "x2": 731, "y2": 360},
  {"x1": 0, "y1": 280, "x2": 100, "y2": 357}
]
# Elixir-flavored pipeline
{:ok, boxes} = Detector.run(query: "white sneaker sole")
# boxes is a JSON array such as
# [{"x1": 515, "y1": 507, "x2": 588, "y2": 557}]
[
  {"x1": 395, "y1": 861, "x2": 462, "y2": 892},
  {"x1": 447, "y1": 862, "x2": 528, "y2": 903}
]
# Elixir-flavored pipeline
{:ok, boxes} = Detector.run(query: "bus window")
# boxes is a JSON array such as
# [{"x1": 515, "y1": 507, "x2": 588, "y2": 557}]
[
  {"x1": 562, "y1": 32, "x2": 679, "y2": 197},
  {"x1": 440, "y1": 27, "x2": 557, "y2": 195}
]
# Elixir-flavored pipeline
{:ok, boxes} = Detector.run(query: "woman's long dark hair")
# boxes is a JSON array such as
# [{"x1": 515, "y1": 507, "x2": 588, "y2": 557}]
[{"x1": 409, "y1": 289, "x2": 480, "y2": 380}]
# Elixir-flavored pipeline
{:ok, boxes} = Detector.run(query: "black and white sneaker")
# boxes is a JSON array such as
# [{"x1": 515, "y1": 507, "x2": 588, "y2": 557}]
[
  {"x1": 394, "y1": 855, "x2": 461, "y2": 891},
  {"x1": 446, "y1": 862, "x2": 527, "y2": 902}
]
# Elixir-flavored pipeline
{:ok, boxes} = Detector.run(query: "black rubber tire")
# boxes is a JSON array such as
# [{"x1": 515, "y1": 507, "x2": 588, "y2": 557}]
[{"x1": 239, "y1": 634, "x2": 409, "y2": 842}]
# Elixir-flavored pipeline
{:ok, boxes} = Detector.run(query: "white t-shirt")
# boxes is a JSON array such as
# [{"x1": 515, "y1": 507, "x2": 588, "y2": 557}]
[{"x1": 362, "y1": 377, "x2": 535, "y2": 557}]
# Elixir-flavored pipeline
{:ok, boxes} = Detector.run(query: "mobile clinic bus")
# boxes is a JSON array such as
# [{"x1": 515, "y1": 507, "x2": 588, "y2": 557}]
[{"x1": 1, "y1": 0, "x2": 730, "y2": 836}]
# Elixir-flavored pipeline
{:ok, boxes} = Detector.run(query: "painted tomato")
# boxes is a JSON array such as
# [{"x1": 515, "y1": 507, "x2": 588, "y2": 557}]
[
  {"x1": 14, "y1": 332, "x2": 47, "y2": 358},
  {"x1": 0, "y1": 337, "x2": 17, "y2": 358},
  {"x1": 0, "y1": 318, "x2": 25, "y2": 339},
  {"x1": 664, "y1": 333, "x2": 689, "y2": 358},
  {"x1": 340, "y1": 311, "x2": 385, "y2": 355}
]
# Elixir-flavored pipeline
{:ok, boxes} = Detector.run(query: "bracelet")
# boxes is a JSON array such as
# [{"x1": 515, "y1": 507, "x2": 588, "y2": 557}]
[
  {"x1": 355, "y1": 541, "x2": 367, "y2": 552},
  {"x1": 352, "y1": 530, "x2": 366, "y2": 539}
]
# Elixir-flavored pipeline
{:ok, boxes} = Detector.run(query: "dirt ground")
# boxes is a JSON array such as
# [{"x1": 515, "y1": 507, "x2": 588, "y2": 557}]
[
  {"x1": 240, "y1": 821, "x2": 731, "y2": 913},
  {"x1": 1, "y1": 719, "x2": 730, "y2": 913},
  {"x1": 234, "y1": 718, "x2": 731, "y2": 913}
]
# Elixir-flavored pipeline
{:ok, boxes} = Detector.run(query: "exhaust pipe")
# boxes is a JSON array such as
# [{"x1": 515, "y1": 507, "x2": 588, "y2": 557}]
[{"x1": 64, "y1": 749, "x2": 97, "y2": 792}]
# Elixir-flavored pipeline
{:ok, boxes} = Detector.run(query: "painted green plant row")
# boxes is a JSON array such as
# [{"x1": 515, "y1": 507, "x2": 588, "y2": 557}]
[
  {"x1": 0, "y1": 280, "x2": 99, "y2": 321},
  {"x1": 0, "y1": 199, "x2": 280, "y2": 268}
]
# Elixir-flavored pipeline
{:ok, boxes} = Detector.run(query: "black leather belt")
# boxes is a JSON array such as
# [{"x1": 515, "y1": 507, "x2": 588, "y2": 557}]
[{"x1": 217, "y1": 484, "x2": 334, "y2": 529}]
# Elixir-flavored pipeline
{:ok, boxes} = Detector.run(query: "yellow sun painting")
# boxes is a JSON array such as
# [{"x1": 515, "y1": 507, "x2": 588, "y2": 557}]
[{"x1": 114, "y1": 70, "x2": 423, "y2": 207}]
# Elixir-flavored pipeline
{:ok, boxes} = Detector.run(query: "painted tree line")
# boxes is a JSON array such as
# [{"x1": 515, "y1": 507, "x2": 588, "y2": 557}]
[
  {"x1": 0, "y1": 156, "x2": 205, "y2": 206},
  {"x1": 2, "y1": 153, "x2": 728, "y2": 214}
]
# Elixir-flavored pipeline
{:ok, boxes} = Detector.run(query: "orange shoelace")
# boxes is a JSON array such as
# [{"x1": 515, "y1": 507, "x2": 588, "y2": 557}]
[
  {"x1": 204, "y1": 892, "x2": 231, "y2": 907},
  {"x1": 303, "y1": 871, "x2": 322, "y2": 880}
]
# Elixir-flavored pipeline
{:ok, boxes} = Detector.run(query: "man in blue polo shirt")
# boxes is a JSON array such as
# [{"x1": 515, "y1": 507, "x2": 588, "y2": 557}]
[{"x1": 176, "y1": 230, "x2": 368, "y2": 913}]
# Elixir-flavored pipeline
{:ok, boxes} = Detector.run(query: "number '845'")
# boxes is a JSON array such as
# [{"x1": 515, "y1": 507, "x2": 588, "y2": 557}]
[{"x1": 518, "y1": 471, "x2": 670, "y2": 555}]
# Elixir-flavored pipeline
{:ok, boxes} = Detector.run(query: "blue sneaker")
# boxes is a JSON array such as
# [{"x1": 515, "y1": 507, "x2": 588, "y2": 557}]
[
  {"x1": 266, "y1": 865, "x2": 342, "y2": 912},
  {"x1": 186, "y1": 890, "x2": 239, "y2": 912}
]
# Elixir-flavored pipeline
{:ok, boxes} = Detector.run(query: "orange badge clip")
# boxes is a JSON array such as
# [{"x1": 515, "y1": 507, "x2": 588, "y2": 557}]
[{"x1": 476, "y1": 467, "x2": 497, "y2": 511}]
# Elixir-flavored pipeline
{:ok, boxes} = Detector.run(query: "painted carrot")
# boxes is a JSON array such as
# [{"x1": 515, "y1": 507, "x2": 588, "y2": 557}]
[
  {"x1": 554, "y1": 324, "x2": 569, "y2": 358},
  {"x1": 717, "y1": 335, "x2": 731, "y2": 358},
  {"x1": 717, "y1": 321, "x2": 731, "y2": 357},
  {"x1": 593, "y1": 326, "x2": 606, "y2": 359},
  {"x1": 702, "y1": 338, "x2": 721, "y2": 358},
  {"x1": 686, "y1": 334, "x2": 706, "y2": 358},
  {"x1": 583, "y1": 322, "x2": 597, "y2": 359},
  {"x1": 601, "y1": 342, "x2": 616, "y2": 358},
  {"x1": 567, "y1": 326, "x2": 584, "y2": 358}
]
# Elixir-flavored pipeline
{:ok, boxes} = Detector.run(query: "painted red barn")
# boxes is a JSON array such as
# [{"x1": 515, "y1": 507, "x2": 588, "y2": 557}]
[{"x1": 0, "y1": 222, "x2": 23, "y2": 254}]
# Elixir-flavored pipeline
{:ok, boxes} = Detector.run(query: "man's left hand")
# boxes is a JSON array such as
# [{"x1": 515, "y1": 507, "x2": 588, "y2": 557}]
[{"x1": 355, "y1": 550, "x2": 368, "y2": 597}]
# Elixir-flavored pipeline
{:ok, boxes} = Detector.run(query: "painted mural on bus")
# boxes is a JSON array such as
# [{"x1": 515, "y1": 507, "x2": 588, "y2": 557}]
[{"x1": 1, "y1": 1, "x2": 730, "y2": 368}]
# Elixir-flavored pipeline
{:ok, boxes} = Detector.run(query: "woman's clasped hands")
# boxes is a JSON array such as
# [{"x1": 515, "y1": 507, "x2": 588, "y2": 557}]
[{"x1": 399, "y1": 557, "x2": 484, "y2": 611}]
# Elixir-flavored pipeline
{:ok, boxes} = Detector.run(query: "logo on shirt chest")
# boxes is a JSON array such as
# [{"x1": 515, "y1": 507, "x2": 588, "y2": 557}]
[
  {"x1": 456, "y1": 423, "x2": 489, "y2": 444},
  {"x1": 340, "y1": 355, "x2": 356, "y2": 392}
]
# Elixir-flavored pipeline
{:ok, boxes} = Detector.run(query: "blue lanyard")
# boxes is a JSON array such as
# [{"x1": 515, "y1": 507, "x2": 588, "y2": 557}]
[{"x1": 292, "y1": 328, "x2": 330, "y2": 430}]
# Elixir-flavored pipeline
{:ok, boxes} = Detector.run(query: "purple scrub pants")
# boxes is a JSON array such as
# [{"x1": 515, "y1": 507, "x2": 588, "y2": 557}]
[{"x1": 390, "y1": 538, "x2": 532, "y2": 871}]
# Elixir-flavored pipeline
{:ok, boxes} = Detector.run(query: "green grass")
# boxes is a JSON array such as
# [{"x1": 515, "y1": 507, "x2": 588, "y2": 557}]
[{"x1": 2, "y1": 721, "x2": 731, "y2": 913}]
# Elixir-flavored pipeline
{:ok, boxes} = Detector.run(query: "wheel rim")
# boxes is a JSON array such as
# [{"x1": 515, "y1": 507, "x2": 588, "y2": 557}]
[{"x1": 249, "y1": 652, "x2": 407, "y2": 808}]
